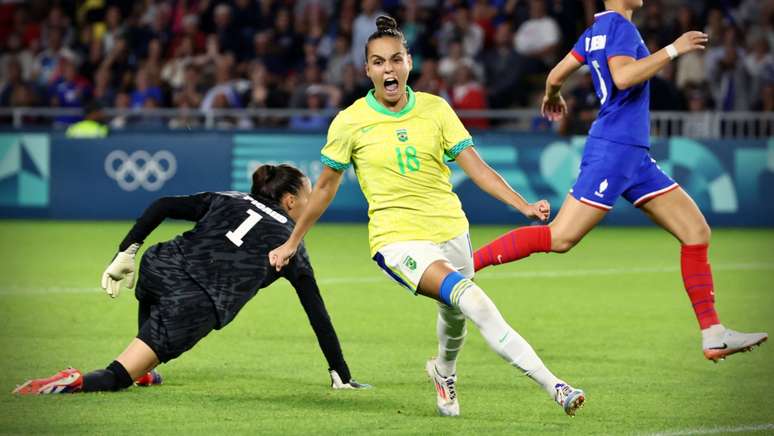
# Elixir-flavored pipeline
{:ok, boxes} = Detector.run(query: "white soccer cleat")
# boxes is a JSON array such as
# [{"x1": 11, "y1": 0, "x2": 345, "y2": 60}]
[
  {"x1": 329, "y1": 369, "x2": 371, "y2": 389},
  {"x1": 425, "y1": 358, "x2": 459, "y2": 417},
  {"x1": 703, "y1": 327, "x2": 768, "y2": 362},
  {"x1": 553, "y1": 382, "x2": 585, "y2": 417}
]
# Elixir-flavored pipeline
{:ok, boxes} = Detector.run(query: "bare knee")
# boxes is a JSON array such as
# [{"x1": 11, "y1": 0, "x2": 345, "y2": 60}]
[
  {"x1": 549, "y1": 229, "x2": 580, "y2": 253},
  {"x1": 680, "y1": 222, "x2": 711, "y2": 245}
]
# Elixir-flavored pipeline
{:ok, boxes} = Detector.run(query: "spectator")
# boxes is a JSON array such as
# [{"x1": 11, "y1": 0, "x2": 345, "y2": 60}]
[
  {"x1": 439, "y1": 40, "x2": 483, "y2": 84},
  {"x1": 483, "y1": 22, "x2": 525, "y2": 109},
  {"x1": 1, "y1": 32, "x2": 34, "y2": 83},
  {"x1": 0, "y1": 57, "x2": 36, "y2": 107},
  {"x1": 110, "y1": 91, "x2": 132, "y2": 130},
  {"x1": 744, "y1": 36, "x2": 774, "y2": 107},
  {"x1": 450, "y1": 64, "x2": 489, "y2": 130},
  {"x1": 272, "y1": 8, "x2": 303, "y2": 75},
  {"x1": 682, "y1": 85, "x2": 714, "y2": 138},
  {"x1": 92, "y1": 67, "x2": 116, "y2": 107},
  {"x1": 705, "y1": 27, "x2": 752, "y2": 111},
  {"x1": 213, "y1": 3, "x2": 240, "y2": 58},
  {"x1": 131, "y1": 67, "x2": 163, "y2": 109},
  {"x1": 514, "y1": 0, "x2": 561, "y2": 69},
  {"x1": 325, "y1": 34, "x2": 353, "y2": 86},
  {"x1": 289, "y1": 86, "x2": 334, "y2": 131},
  {"x1": 471, "y1": 0, "x2": 497, "y2": 48},
  {"x1": 438, "y1": 6, "x2": 484, "y2": 59},
  {"x1": 169, "y1": 14, "x2": 206, "y2": 56},
  {"x1": 201, "y1": 55, "x2": 241, "y2": 111},
  {"x1": 173, "y1": 64, "x2": 205, "y2": 109},
  {"x1": 49, "y1": 53, "x2": 91, "y2": 126},
  {"x1": 412, "y1": 58, "x2": 449, "y2": 101},
  {"x1": 251, "y1": 31, "x2": 286, "y2": 76},
  {"x1": 290, "y1": 63, "x2": 325, "y2": 108},
  {"x1": 646, "y1": 38, "x2": 686, "y2": 110},
  {"x1": 101, "y1": 5, "x2": 124, "y2": 57},
  {"x1": 31, "y1": 26, "x2": 68, "y2": 87},
  {"x1": 339, "y1": 62, "x2": 370, "y2": 107},
  {"x1": 351, "y1": 0, "x2": 384, "y2": 68}
]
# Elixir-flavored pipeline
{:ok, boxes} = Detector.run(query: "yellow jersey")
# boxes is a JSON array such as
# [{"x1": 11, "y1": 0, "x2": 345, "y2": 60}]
[{"x1": 321, "y1": 87, "x2": 473, "y2": 255}]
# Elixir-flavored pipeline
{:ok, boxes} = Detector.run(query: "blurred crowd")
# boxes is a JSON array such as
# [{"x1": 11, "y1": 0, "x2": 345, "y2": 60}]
[{"x1": 1, "y1": 0, "x2": 772, "y2": 131}]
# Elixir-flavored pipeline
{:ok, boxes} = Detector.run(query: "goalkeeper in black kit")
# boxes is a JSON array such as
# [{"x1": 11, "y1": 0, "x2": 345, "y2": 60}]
[{"x1": 13, "y1": 164, "x2": 368, "y2": 395}]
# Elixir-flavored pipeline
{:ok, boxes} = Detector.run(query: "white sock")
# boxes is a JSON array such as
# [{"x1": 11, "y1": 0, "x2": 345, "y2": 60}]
[
  {"x1": 436, "y1": 302, "x2": 466, "y2": 377},
  {"x1": 454, "y1": 280, "x2": 561, "y2": 397}
]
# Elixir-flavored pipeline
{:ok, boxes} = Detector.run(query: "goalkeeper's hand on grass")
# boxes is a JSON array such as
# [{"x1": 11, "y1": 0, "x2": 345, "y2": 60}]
[
  {"x1": 100, "y1": 243, "x2": 141, "y2": 298},
  {"x1": 329, "y1": 369, "x2": 372, "y2": 390}
]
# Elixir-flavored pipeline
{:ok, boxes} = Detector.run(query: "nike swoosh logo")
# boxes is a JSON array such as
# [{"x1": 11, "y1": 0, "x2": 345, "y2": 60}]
[
  {"x1": 499, "y1": 332, "x2": 509, "y2": 343},
  {"x1": 497, "y1": 255, "x2": 503, "y2": 264},
  {"x1": 709, "y1": 343, "x2": 728, "y2": 350},
  {"x1": 360, "y1": 125, "x2": 376, "y2": 133}
]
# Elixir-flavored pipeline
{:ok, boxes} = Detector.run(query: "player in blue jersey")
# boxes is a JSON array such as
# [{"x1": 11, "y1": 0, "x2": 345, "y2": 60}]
[{"x1": 473, "y1": 0, "x2": 767, "y2": 362}]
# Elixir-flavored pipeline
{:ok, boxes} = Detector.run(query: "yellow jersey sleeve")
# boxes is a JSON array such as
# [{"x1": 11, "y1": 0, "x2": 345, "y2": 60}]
[
  {"x1": 437, "y1": 98, "x2": 474, "y2": 161},
  {"x1": 320, "y1": 112, "x2": 354, "y2": 171}
]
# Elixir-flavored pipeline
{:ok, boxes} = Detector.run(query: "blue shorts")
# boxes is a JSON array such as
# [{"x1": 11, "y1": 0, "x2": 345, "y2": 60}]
[{"x1": 570, "y1": 137, "x2": 678, "y2": 210}]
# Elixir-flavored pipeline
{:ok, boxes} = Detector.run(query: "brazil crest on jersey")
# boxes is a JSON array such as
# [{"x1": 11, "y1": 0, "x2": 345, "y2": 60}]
[
  {"x1": 571, "y1": 11, "x2": 651, "y2": 148},
  {"x1": 320, "y1": 87, "x2": 472, "y2": 255}
]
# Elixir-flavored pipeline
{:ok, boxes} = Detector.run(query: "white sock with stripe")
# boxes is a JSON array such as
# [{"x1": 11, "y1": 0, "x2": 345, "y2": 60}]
[
  {"x1": 452, "y1": 279, "x2": 561, "y2": 397},
  {"x1": 435, "y1": 302, "x2": 466, "y2": 377}
]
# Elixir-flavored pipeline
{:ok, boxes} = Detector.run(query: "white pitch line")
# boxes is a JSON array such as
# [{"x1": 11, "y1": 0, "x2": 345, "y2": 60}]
[
  {"x1": 1, "y1": 262, "x2": 772, "y2": 296},
  {"x1": 647, "y1": 423, "x2": 774, "y2": 436}
]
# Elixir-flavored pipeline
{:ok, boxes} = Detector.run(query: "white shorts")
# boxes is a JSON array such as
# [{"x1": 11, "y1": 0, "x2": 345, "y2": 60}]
[{"x1": 372, "y1": 232, "x2": 474, "y2": 294}]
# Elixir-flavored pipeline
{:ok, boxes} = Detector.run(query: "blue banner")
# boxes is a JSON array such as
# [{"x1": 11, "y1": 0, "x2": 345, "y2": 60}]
[
  {"x1": 1, "y1": 131, "x2": 771, "y2": 226},
  {"x1": 48, "y1": 133, "x2": 231, "y2": 219}
]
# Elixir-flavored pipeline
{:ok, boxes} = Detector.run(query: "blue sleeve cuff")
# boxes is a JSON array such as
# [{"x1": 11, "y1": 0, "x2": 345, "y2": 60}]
[
  {"x1": 321, "y1": 154, "x2": 350, "y2": 171},
  {"x1": 445, "y1": 138, "x2": 474, "y2": 161}
]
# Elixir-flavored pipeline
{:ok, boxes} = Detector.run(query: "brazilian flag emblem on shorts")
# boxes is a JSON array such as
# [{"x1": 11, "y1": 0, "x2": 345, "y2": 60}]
[
  {"x1": 396, "y1": 129, "x2": 408, "y2": 142},
  {"x1": 403, "y1": 255, "x2": 417, "y2": 270}
]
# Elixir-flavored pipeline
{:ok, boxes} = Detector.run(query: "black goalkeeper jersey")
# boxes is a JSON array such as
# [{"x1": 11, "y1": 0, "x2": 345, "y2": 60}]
[
  {"x1": 118, "y1": 190, "x2": 352, "y2": 381},
  {"x1": 121, "y1": 191, "x2": 313, "y2": 327}
]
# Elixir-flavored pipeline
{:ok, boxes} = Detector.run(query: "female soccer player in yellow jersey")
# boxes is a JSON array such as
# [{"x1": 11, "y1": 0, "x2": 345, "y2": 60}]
[{"x1": 269, "y1": 16, "x2": 585, "y2": 417}]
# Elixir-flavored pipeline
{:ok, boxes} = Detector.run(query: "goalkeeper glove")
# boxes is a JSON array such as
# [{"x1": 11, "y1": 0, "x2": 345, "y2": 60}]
[
  {"x1": 100, "y1": 243, "x2": 141, "y2": 298},
  {"x1": 329, "y1": 369, "x2": 372, "y2": 390}
]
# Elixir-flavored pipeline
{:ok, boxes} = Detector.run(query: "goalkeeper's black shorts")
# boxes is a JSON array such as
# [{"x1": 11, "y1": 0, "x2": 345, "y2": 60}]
[{"x1": 134, "y1": 243, "x2": 217, "y2": 363}]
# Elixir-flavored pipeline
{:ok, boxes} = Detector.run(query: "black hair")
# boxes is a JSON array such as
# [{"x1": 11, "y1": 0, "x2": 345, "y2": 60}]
[
  {"x1": 250, "y1": 164, "x2": 306, "y2": 203},
  {"x1": 365, "y1": 15, "x2": 408, "y2": 61}
]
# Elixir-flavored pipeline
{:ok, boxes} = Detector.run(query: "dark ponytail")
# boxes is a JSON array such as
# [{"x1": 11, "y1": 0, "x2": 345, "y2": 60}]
[
  {"x1": 250, "y1": 164, "x2": 305, "y2": 203},
  {"x1": 365, "y1": 15, "x2": 408, "y2": 60}
]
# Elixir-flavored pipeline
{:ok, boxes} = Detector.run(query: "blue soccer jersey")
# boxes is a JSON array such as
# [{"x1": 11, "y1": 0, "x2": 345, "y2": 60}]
[{"x1": 571, "y1": 11, "x2": 651, "y2": 148}]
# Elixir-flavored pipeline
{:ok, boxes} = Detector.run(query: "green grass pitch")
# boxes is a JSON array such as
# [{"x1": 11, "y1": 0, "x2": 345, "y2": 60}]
[{"x1": 0, "y1": 221, "x2": 772, "y2": 435}]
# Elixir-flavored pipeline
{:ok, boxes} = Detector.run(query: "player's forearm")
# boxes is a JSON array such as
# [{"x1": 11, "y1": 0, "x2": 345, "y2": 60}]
[
  {"x1": 287, "y1": 168, "x2": 342, "y2": 247},
  {"x1": 460, "y1": 151, "x2": 529, "y2": 212},
  {"x1": 546, "y1": 52, "x2": 582, "y2": 97},
  {"x1": 293, "y1": 274, "x2": 351, "y2": 381},
  {"x1": 609, "y1": 50, "x2": 671, "y2": 90}
]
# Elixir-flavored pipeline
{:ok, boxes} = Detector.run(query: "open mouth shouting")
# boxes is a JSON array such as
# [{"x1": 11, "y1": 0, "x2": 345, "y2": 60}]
[{"x1": 384, "y1": 78, "x2": 400, "y2": 97}]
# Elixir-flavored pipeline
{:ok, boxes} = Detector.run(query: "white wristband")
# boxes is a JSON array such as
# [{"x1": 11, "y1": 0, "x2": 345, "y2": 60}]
[{"x1": 665, "y1": 44, "x2": 679, "y2": 60}]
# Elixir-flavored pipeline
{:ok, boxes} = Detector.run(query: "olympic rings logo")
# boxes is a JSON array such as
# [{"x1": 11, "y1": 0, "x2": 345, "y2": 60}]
[{"x1": 104, "y1": 150, "x2": 177, "y2": 191}]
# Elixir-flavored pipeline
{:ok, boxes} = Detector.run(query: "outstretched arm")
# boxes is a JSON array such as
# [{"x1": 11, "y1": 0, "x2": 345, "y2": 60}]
[
  {"x1": 455, "y1": 147, "x2": 550, "y2": 222},
  {"x1": 269, "y1": 166, "x2": 343, "y2": 271},
  {"x1": 118, "y1": 193, "x2": 211, "y2": 250},
  {"x1": 102, "y1": 193, "x2": 211, "y2": 297},
  {"x1": 289, "y1": 273, "x2": 353, "y2": 383},
  {"x1": 608, "y1": 31, "x2": 707, "y2": 90}
]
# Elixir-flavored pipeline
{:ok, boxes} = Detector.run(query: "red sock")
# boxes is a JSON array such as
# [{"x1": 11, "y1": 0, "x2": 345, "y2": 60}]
[
  {"x1": 681, "y1": 244, "x2": 720, "y2": 329},
  {"x1": 474, "y1": 226, "x2": 552, "y2": 271}
]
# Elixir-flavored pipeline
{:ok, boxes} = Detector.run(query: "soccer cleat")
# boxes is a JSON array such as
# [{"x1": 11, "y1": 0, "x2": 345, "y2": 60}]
[
  {"x1": 425, "y1": 358, "x2": 459, "y2": 417},
  {"x1": 12, "y1": 368, "x2": 83, "y2": 395},
  {"x1": 554, "y1": 382, "x2": 585, "y2": 416},
  {"x1": 329, "y1": 369, "x2": 371, "y2": 389},
  {"x1": 703, "y1": 328, "x2": 768, "y2": 362},
  {"x1": 135, "y1": 369, "x2": 163, "y2": 387}
]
